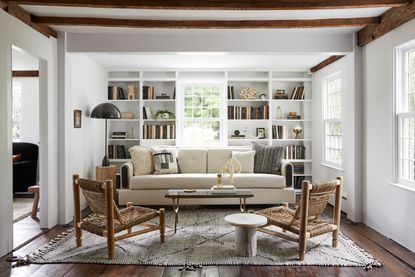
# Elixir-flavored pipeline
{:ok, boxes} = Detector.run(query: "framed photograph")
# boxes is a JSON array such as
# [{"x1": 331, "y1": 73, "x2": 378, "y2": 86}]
[
  {"x1": 73, "y1": 110, "x2": 82, "y2": 128},
  {"x1": 256, "y1": 128, "x2": 266, "y2": 139}
]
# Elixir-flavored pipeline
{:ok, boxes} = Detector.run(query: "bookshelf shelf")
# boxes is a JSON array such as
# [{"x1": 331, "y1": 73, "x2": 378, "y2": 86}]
[{"x1": 106, "y1": 69, "x2": 313, "y2": 187}]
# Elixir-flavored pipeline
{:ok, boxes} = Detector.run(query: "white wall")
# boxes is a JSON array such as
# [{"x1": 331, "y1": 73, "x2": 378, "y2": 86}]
[
  {"x1": 363, "y1": 19, "x2": 415, "y2": 252},
  {"x1": 14, "y1": 77, "x2": 40, "y2": 144},
  {"x1": 0, "y1": 10, "x2": 57, "y2": 257},
  {"x1": 58, "y1": 33, "x2": 106, "y2": 223},
  {"x1": 312, "y1": 50, "x2": 363, "y2": 222}
]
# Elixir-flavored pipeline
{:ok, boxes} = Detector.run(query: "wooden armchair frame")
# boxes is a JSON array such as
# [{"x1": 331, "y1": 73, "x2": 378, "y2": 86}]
[
  {"x1": 258, "y1": 176, "x2": 343, "y2": 261},
  {"x1": 72, "y1": 174, "x2": 165, "y2": 259}
]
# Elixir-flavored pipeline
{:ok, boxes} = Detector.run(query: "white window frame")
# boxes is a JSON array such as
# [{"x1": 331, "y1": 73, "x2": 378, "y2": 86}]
[
  {"x1": 322, "y1": 72, "x2": 343, "y2": 168},
  {"x1": 177, "y1": 80, "x2": 226, "y2": 147},
  {"x1": 395, "y1": 40, "x2": 415, "y2": 187}
]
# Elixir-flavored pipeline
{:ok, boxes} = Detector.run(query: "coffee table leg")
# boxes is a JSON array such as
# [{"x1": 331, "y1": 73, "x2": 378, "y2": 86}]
[
  {"x1": 235, "y1": 226, "x2": 257, "y2": 257},
  {"x1": 172, "y1": 198, "x2": 180, "y2": 233},
  {"x1": 239, "y1": 197, "x2": 247, "y2": 212}
]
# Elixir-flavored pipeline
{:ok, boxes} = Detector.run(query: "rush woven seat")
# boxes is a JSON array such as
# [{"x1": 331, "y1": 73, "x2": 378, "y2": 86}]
[
  {"x1": 72, "y1": 174, "x2": 165, "y2": 259},
  {"x1": 257, "y1": 177, "x2": 343, "y2": 261}
]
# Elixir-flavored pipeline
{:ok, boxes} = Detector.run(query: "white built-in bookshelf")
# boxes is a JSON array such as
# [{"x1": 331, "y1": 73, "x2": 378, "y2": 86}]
[{"x1": 106, "y1": 70, "x2": 312, "y2": 189}]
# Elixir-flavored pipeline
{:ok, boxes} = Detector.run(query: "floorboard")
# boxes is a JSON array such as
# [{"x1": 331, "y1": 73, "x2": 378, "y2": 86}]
[{"x1": 1, "y1": 206, "x2": 414, "y2": 277}]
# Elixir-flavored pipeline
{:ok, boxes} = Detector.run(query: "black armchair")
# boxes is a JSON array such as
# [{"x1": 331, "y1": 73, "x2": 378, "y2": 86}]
[{"x1": 12, "y1": 142, "x2": 39, "y2": 195}]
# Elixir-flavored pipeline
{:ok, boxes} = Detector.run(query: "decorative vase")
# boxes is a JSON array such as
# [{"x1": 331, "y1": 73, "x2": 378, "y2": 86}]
[
  {"x1": 217, "y1": 174, "x2": 223, "y2": 188},
  {"x1": 128, "y1": 85, "x2": 135, "y2": 100},
  {"x1": 276, "y1": 106, "x2": 283, "y2": 119}
]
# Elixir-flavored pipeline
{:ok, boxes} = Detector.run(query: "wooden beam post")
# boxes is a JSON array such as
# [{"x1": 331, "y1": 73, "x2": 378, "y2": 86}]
[
  {"x1": 0, "y1": 1, "x2": 8, "y2": 10},
  {"x1": 5, "y1": 0, "x2": 411, "y2": 10},
  {"x1": 12, "y1": 70, "x2": 39, "y2": 77},
  {"x1": 358, "y1": 1, "x2": 415, "y2": 46},
  {"x1": 310, "y1": 55, "x2": 346, "y2": 73},
  {"x1": 31, "y1": 16, "x2": 380, "y2": 29}
]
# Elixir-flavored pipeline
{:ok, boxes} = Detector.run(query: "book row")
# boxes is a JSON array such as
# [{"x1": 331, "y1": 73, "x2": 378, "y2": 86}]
[
  {"x1": 272, "y1": 125, "x2": 289, "y2": 139},
  {"x1": 228, "y1": 105, "x2": 269, "y2": 120},
  {"x1": 108, "y1": 145, "x2": 131, "y2": 159},
  {"x1": 143, "y1": 124, "x2": 176, "y2": 139},
  {"x1": 284, "y1": 145, "x2": 306, "y2": 160}
]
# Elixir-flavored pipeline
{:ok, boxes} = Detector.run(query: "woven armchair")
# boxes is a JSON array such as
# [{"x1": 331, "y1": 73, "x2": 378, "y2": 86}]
[
  {"x1": 257, "y1": 177, "x2": 343, "y2": 261},
  {"x1": 72, "y1": 174, "x2": 165, "y2": 259}
]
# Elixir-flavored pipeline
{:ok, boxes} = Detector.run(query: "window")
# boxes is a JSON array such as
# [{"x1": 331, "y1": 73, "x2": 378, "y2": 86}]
[
  {"x1": 396, "y1": 42, "x2": 415, "y2": 186},
  {"x1": 12, "y1": 82, "x2": 22, "y2": 142},
  {"x1": 323, "y1": 74, "x2": 342, "y2": 167},
  {"x1": 180, "y1": 83, "x2": 223, "y2": 146}
]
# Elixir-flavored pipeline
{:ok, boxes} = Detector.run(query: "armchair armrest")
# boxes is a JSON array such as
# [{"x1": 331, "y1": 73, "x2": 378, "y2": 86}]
[
  {"x1": 281, "y1": 161, "x2": 293, "y2": 187},
  {"x1": 120, "y1": 162, "x2": 133, "y2": 189}
]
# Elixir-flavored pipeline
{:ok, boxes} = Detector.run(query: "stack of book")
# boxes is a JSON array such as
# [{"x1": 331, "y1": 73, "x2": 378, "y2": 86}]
[
  {"x1": 287, "y1": 112, "x2": 302, "y2": 120},
  {"x1": 142, "y1": 106, "x2": 152, "y2": 119},
  {"x1": 290, "y1": 86, "x2": 305, "y2": 100},
  {"x1": 292, "y1": 162, "x2": 305, "y2": 174},
  {"x1": 143, "y1": 125, "x2": 176, "y2": 139},
  {"x1": 143, "y1": 86, "x2": 155, "y2": 99},
  {"x1": 211, "y1": 185, "x2": 236, "y2": 194},
  {"x1": 284, "y1": 145, "x2": 306, "y2": 160},
  {"x1": 272, "y1": 125, "x2": 289, "y2": 139},
  {"x1": 111, "y1": 132, "x2": 127, "y2": 139},
  {"x1": 294, "y1": 176, "x2": 307, "y2": 190},
  {"x1": 228, "y1": 105, "x2": 269, "y2": 120}
]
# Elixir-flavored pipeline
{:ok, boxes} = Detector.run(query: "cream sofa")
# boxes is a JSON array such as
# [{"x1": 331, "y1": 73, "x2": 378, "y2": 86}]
[{"x1": 118, "y1": 147, "x2": 295, "y2": 205}]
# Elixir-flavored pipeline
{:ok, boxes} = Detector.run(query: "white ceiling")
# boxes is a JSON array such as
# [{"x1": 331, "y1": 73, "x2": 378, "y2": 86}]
[{"x1": 81, "y1": 52, "x2": 332, "y2": 71}]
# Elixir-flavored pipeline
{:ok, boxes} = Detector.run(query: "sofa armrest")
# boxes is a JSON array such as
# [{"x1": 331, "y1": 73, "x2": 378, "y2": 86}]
[
  {"x1": 281, "y1": 161, "x2": 293, "y2": 187},
  {"x1": 121, "y1": 162, "x2": 133, "y2": 189}
]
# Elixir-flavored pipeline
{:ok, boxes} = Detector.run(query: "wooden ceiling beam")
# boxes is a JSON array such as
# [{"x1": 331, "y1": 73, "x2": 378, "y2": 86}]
[
  {"x1": 5, "y1": 3, "x2": 57, "y2": 38},
  {"x1": 7, "y1": 0, "x2": 410, "y2": 10},
  {"x1": 32, "y1": 16, "x2": 380, "y2": 29},
  {"x1": 0, "y1": 1, "x2": 8, "y2": 10},
  {"x1": 310, "y1": 55, "x2": 345, "y2": 73},
  {"x1": 358, "y1": 1, "x2": 415, "y2": 46},
  {"x1": 12, "y1": 70, "x2": 39, "y2": 77}
]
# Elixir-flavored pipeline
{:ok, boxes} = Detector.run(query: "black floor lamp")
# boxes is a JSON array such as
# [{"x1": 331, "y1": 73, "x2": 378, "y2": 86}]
[{"x1": 91, "y1": 103, "x2": 121, "y2": 166}]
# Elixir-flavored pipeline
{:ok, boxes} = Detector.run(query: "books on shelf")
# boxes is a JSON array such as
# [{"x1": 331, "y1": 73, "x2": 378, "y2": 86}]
[
  {"x1": 227, "y1": 86, "x2": 235, "y2": 99},
  {"x1": 290, "y1": 86, "x2": 305, "y2": 100},
  {"x1": 228, "y1": 105, "x2": 269, "y2": 120},
  {"x1": 286, "y1": 114, "x2": 302, "y2": 120},
  {"x1": 272, "y1": 125, "x2": 289, "y2": 139},
  {"x1": 108, "y1": 86, "x2": 126, "y2": 100},
  {"x1": 294, "y1": 176, "x2": 307, "y2": 190},
  {"x1": 143, "y1": 124, "x2": 176, "y2": 139},
  {"x1": 292, "y1": 162, "x2": 305, "y2": 174},
  {"x1": 143, "y1": 106, "x2": 152, "y2": 119},
  {"x1": 111, "y1": 131, "x2": 127, "y2": 139},
  {"x1": 108, "y1": 145, "x2": 130, "y2": 159},
  {"x1": 284, "y1": 145, "x2": 306, "y2": 160},
  {"x1": 143, "y1": 86, "x2": 155, "y2": 99}
]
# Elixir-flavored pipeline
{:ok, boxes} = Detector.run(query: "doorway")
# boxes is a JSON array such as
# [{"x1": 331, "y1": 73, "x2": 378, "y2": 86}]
[{"x1": 11, "y1": 46, "x2": 45, "y2": 248}]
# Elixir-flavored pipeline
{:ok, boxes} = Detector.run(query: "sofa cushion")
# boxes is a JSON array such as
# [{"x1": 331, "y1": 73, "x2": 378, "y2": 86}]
[
  {"x1": 129, "y1": 173, "x2": 285, "y2": 190},
  {"x1": 129, "y1": 146, "x2": 154, "y2": 175},
  {"x1": 177, "y1": 148, "x2": 207, "y2": 173},
  {"x1": 232, "y1": 151, "x2": 255, "y2": 173},
  {"x1": 252, "y1": 142, "x2": 284, "y2": 174},
  {"x1": 207, "y1": 148, "x2": 250, "y2": 173}
]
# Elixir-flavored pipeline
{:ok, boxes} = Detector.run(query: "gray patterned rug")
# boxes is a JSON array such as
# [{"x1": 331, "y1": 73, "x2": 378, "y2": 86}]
[{"x1": 28, "y1": 209, "x2": 381, "y2": 268}]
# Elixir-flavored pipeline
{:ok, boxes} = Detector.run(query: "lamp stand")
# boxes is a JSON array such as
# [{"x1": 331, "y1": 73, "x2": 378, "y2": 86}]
[{"x1": 102, "y1": 118, "x2": 110, "y2": 166}]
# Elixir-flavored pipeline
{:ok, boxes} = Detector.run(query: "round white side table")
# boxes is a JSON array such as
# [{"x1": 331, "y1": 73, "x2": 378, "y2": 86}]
[{"x1": 224, "y1": 213, "x2": 267, "y2": 257}]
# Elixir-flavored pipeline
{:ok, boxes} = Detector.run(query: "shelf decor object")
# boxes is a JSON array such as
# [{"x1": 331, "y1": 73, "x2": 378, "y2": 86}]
[
  {"x1": 154, "y1": 110, "x2": 175, "y2": 120},
  {"x1": 293, "y1": 125, "x2": 302, "y2": 139},
  {"x1": 240, "y1": 87, "x2": 257, "y2": 99},
  {"x1": 91, "y1": 103, "x2": 121, "y2": 166}
]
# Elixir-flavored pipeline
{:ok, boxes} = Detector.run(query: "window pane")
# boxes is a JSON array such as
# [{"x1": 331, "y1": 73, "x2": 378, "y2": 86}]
[
  {"x1": 182, "y1": 84, "x2": 222, "y2": 146},
  {"x1": 409, "y1": 50, "x2": 415, "y2": 112},
  {"x1": 400, "y1": 116, "x2": 415, "y2": 182},
  {"x1": 12, "y1": 82, "x2": 22, "y2": 142}
]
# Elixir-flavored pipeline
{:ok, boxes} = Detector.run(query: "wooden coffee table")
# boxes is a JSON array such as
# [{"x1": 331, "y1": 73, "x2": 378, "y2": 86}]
[
  {"x1": 165, "y1": 189, "x2": 254, "y2": 233},
  {"x1": 224, "y1": 213, "x2": 267, "y2": 257}
]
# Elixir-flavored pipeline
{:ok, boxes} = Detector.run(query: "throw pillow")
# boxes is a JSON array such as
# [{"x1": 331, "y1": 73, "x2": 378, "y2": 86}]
[
  {"x1": 232, "y1": 151, "x2": 255, "y2": 173},
  {"x1": 129, "y1": 146, "x2": 154, "y2": 175},
  {"x1": 152, "y1": 148, "x2": 179, "y2": 174},
  {"x1": 252, "y1": 142, "x2": 285, "y2": 174}
]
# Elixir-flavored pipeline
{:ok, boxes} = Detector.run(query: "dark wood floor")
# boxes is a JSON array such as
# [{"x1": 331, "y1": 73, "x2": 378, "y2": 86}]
[{"x1": 1, "y1": 208, "x2": 414, "y2": 277}]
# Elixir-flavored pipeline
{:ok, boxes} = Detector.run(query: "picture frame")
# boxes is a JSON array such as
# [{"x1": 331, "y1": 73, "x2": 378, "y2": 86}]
[
  {"x1": 73, "y1": 110, "x2": 82, "y2": 128},
  {"x1": 256, "y1": 128, "x2": 266, "y2": 139}
]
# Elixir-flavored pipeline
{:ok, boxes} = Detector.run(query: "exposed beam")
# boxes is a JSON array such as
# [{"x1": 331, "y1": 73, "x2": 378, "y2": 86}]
[
  {"x1": 12, "y1": 70, "x2": 39, "y2": 77},
  {"x1": 0, "y1": 1, "x2": 7, "y2": 10},
  {"x1": 6, "y1": 3, "x2": 57, "y2": 38},
  {"x1": 7, "y1": 0, "x2": 410, "y2": 10},
  {"x1": 310, "y1": 55, "x2": 345, "y2": 73},
  {"x1": 32, "y1": 16, "x2": 380, "y2": 29},
  {"x1": 358, "y1": 1, "x2": 415, "y2": 46}
]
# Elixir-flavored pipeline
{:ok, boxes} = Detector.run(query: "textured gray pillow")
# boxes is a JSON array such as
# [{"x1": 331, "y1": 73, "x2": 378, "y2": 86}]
[
  {"x1": 152, "y1": 149, "x2": 178, "y2": 174},
  {"x1": 252, "y1": 142, "x2": 285, "y2": 174}
]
